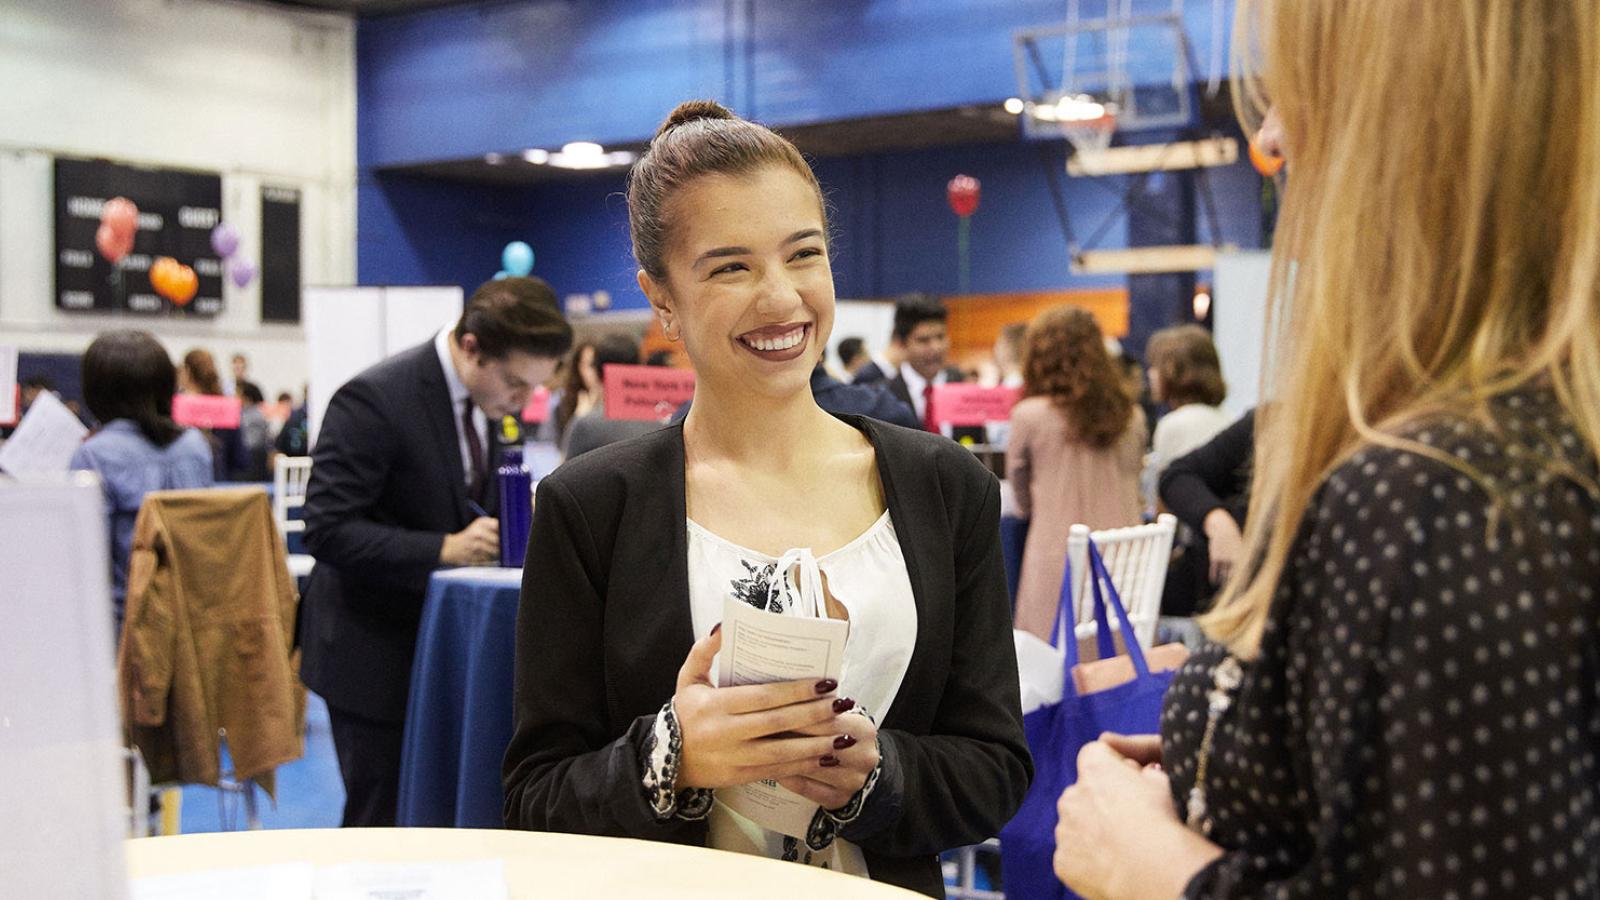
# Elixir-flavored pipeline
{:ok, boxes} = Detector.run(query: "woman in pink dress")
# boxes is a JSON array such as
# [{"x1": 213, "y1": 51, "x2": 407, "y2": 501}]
[{"x1": 1008, "y1": 306, "x2": 1146, "y2": 641}]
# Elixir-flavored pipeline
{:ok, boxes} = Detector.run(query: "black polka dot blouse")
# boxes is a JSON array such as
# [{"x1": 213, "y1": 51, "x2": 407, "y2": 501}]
[{"x1": 1161, "y1": 387, "x2": 1600, "y2": 898}]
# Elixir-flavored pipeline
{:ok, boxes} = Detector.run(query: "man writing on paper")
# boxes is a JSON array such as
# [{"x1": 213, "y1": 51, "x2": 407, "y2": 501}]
[{"x1": 300, "y1": 276, "x2": 571, "y2": 827}]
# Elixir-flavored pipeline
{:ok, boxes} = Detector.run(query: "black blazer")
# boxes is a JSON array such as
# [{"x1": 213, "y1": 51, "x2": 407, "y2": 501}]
[
  {"x1": 299, "y1": 340, "x2": 505, "y2": 722},
  {"x1": 502, "y1": 416, "x2": 1031, "y2": 897},
  {"x1": 851, "y1": 358, "x2": 889, "y2": 385}
]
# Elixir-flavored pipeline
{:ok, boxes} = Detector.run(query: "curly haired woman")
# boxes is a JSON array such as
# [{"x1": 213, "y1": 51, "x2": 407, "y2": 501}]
[{"x1": 1008, "y1": 305, "x2": 1146, "y2": 641}]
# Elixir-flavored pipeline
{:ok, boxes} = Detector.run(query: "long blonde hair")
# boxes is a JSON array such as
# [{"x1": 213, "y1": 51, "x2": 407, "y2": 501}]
[{"x1": 1203, "y1": 0, "x2": 1600, "y2": 658}]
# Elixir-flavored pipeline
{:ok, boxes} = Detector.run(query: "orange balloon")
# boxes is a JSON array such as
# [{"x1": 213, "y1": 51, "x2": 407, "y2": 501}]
[
  {"x1": 170, "y1": 265, "x2": 199, "y2": 306},
  {"x1": 149, "y1": 256, "x2": 178, "y2": 300},
  {"x1": 1248, "y1": 140, "x2": 1285, "y2": 177}
]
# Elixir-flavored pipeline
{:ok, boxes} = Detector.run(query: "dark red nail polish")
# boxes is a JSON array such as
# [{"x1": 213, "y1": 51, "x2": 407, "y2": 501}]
[
  {"x1": 833, "y1": 734, "x2": 857, "y2": 750},
  {"x1": 832, "y1": 697, "x2": 855, "y2": 714},
  {"x1": 820, "y1": 755, "x2": 840, "y2": 768},
  {"x1": 814, "y1": 678, "x2": 838, "y2": 694},
  {"x1": 710, "y1": 623, "x2": 721, "y2": 637}
]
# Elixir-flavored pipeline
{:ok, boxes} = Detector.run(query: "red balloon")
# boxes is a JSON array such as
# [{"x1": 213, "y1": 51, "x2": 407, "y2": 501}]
[
  {"x1": 96, "y1": 223, "x2": 130, "y2": 263},
  {"x1": 101, "y1": 197, "x2": 139, "y2": 243},
  {"x1": 947, "y1": 174, "x2": 981, "y2": 217}
]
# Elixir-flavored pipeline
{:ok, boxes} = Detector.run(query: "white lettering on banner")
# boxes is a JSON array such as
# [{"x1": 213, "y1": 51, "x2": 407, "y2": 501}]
[
  {"x1": 178, "y1": 206, "x2": 219, "y2": 229},
  {"x1": 135, "y1": 212, "x2": 163, "y2": 230},
  {"x1": 67, "y1": 196, "x2": 107, "y2": 219},
  {"x1": 59, "y1": 249, "x2": 93, "y2": 268},
  {"x1": 194, "y1": 298, "x2": 222, "y2": 314},
  {"x1": 128, "y1": 294, "x2": 162, "y2": 312},
  {"x1": 124, "y1": 254, "x2": 151, "y2": 271},
  {"x1": 263, "y1": 186, "x2": 300, "y2": 204},
  {"x1": 61, "y1": 291, "x2": 94, "y2": 309},
  {"x1": 195, "y1": 258, "x2": 221, "y2": 277}
]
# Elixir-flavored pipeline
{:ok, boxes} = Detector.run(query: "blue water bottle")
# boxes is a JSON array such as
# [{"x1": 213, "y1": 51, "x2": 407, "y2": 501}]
[{"x1": 497, "y1": 445, "x2": 533, "y2": 568}]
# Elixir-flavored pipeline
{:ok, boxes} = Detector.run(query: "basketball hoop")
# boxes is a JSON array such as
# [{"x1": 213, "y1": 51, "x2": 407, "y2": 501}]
[{"x1": 1061, "y1": 108, "x2": 1119, "y2": 168}]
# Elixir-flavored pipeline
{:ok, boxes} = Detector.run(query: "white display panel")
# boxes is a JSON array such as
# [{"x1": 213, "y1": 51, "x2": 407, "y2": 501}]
[
  {"x1": 383, "y1": 286, "x2": 464, "y2": 359},
  {"x1": 829, "y1": 299, "x2": 896, "y2": 374},
  {"x1": 0, "y1": 475, "x2": 127, "y2": 900},
  {"x1": 303, "y1": 285, "x2": 463, "y2": 445},
  {"x1": 304, "y1": 286, "x2": 384, "y2": 445},
  {"x1": 1212, "y1": 250, "x2": 1274, "y2": 418}
]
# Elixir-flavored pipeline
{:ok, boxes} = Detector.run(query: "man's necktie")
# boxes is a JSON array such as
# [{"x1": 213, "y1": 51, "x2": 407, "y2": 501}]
[{"x1": 462, "y1": 399, "x2": 487, "y2": 506}]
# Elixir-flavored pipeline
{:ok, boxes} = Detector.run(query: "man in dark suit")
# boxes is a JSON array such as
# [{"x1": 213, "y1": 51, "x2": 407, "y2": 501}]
[
  {"x1": 299, "y1": 276, "x2": 572, "y2": 827},
  {"x1": 882, "y1": 294, "x2": 982, "y2": 441}
]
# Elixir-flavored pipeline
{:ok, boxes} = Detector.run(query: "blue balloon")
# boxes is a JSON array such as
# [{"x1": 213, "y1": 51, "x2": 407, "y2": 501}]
[
  {"x1": 501, "y1": 241, "x2": 534, "y2": 277},
  {"x1": 493, "y1": 270, "x2": 510, "y2": 280}
]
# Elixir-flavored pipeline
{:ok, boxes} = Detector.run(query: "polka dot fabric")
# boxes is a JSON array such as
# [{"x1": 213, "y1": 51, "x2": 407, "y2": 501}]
[{"x1": 1161, "y1": 387, "x2": 1600, "y2": 898}]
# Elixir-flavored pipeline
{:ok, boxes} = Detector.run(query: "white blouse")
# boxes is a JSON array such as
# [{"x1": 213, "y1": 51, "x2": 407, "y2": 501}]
[{"x1": 685, "y1": 511, "x2": 919, "y2": 875}]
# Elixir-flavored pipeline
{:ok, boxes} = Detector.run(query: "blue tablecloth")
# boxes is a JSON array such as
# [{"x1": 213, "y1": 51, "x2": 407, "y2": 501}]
[{"x1": 397, "y1": 566, "x2": 523, "y2": 828}]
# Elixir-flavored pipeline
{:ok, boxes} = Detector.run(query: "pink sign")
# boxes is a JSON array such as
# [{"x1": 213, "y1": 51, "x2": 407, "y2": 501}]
[
  {"x1": 929, "y1": 384, "x2": 1019, "y2": 428},
  {"x1": 603, "y1": 364, "x2": 696, "y2": 422},
  {"x1": 171, "y1": 393, "x2": 242, "y2": 429},
  {"x1": 520, "y1": 386, "x2": 552, "y2": 424}
]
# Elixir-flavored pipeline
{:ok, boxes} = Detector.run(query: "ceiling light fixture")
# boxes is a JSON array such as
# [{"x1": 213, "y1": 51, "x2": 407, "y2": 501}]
[{"x1": 517, "y1": 143, "x2": 637, "y2": 170}]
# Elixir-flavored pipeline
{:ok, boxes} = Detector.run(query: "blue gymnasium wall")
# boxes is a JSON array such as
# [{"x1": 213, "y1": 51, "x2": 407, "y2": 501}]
[{"x1": 355, "y1": 0, "x2": 1261, "y2": 337}]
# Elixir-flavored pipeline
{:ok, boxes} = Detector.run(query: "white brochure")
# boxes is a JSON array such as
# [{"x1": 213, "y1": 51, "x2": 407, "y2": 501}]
[
  {"x1": 315, "y1": 860, "x2": 508, "y2": 900},
  {"x1": 0, "y1": 389, "x2": 88, "y2": 476},
  {"x1": 716, "y1": 593, "x2": 850, "y2": 838}
]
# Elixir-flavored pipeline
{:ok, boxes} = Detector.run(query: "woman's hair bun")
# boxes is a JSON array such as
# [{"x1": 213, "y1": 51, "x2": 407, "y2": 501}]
[{"x1": 654, "y1": 99, "x2": 736, "y2": 140}]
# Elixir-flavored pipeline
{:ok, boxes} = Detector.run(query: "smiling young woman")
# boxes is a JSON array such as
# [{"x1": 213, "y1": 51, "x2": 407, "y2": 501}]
[{"x1": 502, "y1": 100, "x2": 1031, "y2": 897}]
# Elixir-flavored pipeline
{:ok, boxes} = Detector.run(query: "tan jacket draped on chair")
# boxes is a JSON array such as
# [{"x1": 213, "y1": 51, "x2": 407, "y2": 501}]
[{"x1": 120, "y1": 487, "x2": 303, "y2": 797}]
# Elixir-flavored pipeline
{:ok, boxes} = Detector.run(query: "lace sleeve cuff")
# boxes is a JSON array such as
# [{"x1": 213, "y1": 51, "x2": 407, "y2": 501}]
[
  {"x1": 641, "y1": 699, "x2": 714, "y2": 822},
  {"x1": 803, "y1": 705, "x2": 882, "y2": 852}
]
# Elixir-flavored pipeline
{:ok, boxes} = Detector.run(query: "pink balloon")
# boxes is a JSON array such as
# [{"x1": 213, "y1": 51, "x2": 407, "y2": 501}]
[
  {"x1": 95, "y1": 223, "x2": 130, "y2": 263},
  {"x1": 228, "y1": 258, "x2": 258, "y2": 289},
  {"x1": 101, "y1": 197, "x2": 139, "y2": 243}
]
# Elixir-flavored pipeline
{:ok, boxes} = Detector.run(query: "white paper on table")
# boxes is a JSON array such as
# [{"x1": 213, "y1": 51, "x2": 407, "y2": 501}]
[
  {"x1": 0, "y1": 389, "x2": 88, "y2": 476},
  {"x1": 715, "y1": 595, "x2": 850, "y2": 838},
  {"x1": 130, "y1": 863, "x2": 315, "y2": 900},
  {"x1": 315, "y1": 860, "x2": 508, "y2": 900},
  {"x1": 0, "y1": 345, "x2": 17, "y2": 424}
]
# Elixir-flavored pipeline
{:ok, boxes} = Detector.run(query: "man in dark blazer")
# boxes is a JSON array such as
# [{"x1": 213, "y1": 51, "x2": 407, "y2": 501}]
[
  {"x1": 299, "y1": 276, "x2": 572, "y2": 827},
  {"x1": 882, "y1": 294, "x2": 985, "y2": 442}
]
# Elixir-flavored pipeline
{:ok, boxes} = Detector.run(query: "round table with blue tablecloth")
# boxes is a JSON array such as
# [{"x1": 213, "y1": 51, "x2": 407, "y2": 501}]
[{"x1": 397, "y1": 566, "x2": 523, "y2": 828}]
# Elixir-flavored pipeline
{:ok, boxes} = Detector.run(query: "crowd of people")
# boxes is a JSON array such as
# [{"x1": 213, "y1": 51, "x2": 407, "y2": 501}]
[{"x1": 15, "y1": 0, "x2": 1600, "y2": 895}]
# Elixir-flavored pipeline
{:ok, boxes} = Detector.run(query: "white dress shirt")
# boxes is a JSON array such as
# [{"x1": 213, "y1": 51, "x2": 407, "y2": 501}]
[
  {"x1": 434, "y1": 328, "x2": 489, "y2": 491},
  {"x1": 897, "y1": 362, "x2": 950, "y2": 423}
]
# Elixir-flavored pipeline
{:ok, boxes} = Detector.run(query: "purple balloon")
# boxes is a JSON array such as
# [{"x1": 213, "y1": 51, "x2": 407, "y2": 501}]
[
  {"x1": 210, "y1": 222, "x2": 240, "y2": 258},
  {"x1": 228, "y1": 258, "x2": 258, "y2": 289}
]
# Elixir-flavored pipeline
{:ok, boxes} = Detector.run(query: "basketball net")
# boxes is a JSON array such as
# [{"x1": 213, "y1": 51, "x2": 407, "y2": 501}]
[{"x1": 1062, "y1": 109, "x2": 1118, "y2": 170}]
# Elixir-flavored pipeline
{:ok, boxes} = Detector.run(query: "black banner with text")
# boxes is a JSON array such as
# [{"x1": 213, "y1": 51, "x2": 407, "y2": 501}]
[{"x1": 54, "y1": 157, "x2": 224, "y2": 317}]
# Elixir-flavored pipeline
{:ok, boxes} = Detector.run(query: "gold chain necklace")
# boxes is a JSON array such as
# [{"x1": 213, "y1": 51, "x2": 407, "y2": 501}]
[{"x1": 1186, "y1": 654, "x2": 1243, "y2": 835}]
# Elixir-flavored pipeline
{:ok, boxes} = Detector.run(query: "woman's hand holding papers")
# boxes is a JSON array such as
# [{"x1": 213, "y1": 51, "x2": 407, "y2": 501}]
[
  {"x1": 776, "y1": 709, "x2": 880, "y2": 811},
  {"x1": 672, "y1": 626, "x2": 862, "y2": 791}
]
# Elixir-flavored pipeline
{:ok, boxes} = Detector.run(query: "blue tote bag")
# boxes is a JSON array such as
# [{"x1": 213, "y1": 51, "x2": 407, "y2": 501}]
[{"x1": 999, "y1": 539, "x2": 1179, "y2": 900}]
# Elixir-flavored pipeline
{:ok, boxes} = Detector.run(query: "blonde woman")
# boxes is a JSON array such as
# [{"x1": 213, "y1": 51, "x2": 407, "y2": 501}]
[{"x1": 1054, "y1": 1, "x2": 1600, "y2": 896}]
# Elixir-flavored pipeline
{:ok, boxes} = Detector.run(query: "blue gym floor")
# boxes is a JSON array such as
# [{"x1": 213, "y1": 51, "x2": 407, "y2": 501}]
[{"x1": 179, "y1": 692, "x2": 343, "y2": 832}]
